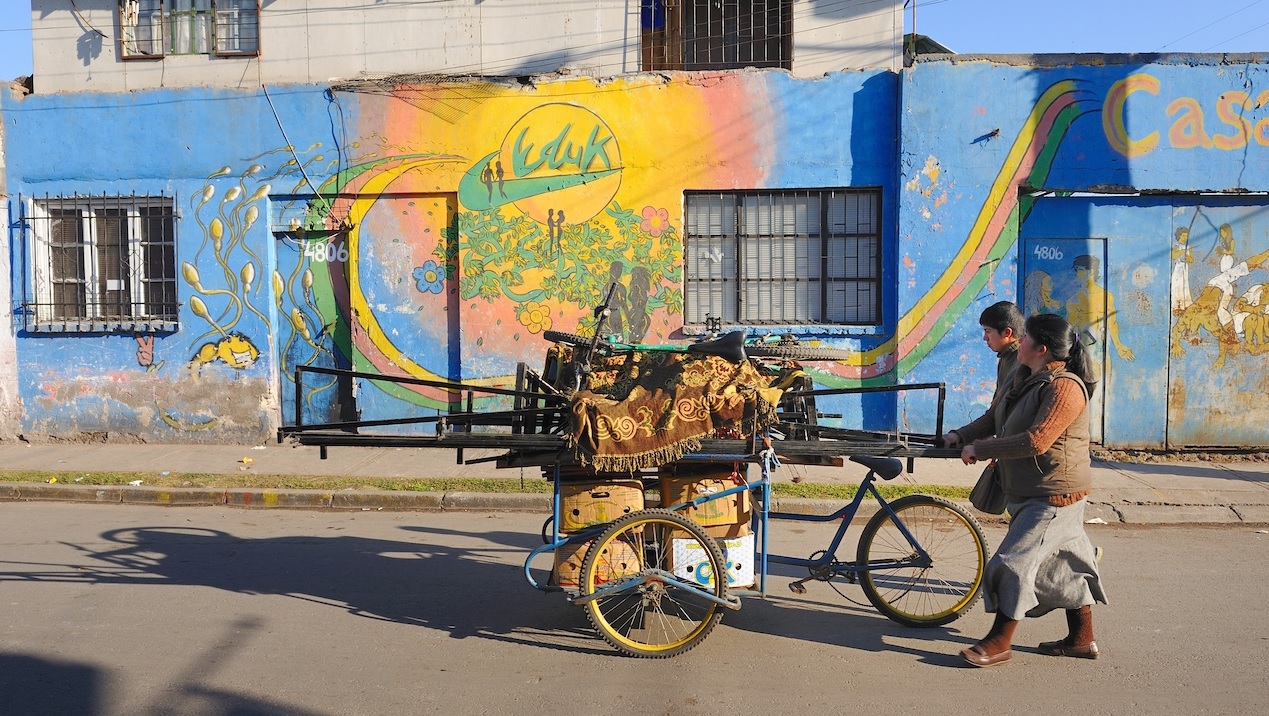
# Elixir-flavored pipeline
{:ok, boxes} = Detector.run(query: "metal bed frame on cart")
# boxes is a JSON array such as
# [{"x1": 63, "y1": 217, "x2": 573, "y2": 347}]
[{"x1": 278, "y1": 364, "x2": 987, "y2": 658}]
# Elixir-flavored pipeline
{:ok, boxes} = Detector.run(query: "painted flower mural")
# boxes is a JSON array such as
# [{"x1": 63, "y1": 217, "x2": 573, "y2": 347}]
[
  {"x1": 640, "y1": 206, "x2": 671, "y2": 238},
  {"x1": 518, "y1": 301, "x2": 553, "y2": 334},
  {"x1": 413, "y1": 260, "x2": 445, "y2": 294}
]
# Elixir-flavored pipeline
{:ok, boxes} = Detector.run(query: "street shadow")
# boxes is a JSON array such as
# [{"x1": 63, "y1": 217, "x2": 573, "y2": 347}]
[
  {"x1": 722, "y1": 576, "x2": 976, "y2": 668},
  {"x1": 0, "y1": 629, "x2": 334, "y2": 716},
  {"x1": 1097, "y1": 459, "x2": 1269, "y2": 484},
  {"x1": 3, "y1": 524, "x2": 608, "y2": 657},
  {"x1": 0, "y1": 653, "x2": 99, "y2": 716}
]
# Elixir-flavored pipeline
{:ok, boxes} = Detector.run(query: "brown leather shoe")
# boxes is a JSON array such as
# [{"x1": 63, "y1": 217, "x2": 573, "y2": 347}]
[
  {"x1": 1038, "y1": 639, "x2": 1100, "y2": 659},
  {"x1": 960, "y1": 644, "x2": 1012, "y2": 667}
]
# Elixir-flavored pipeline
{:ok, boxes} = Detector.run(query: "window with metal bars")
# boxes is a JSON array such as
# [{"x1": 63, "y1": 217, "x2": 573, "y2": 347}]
[
  {"x1": 26, "y1": 195, "x2": 179, "y2": 333},
  {"x1": 119, "y1": 0, "x2": 259, "y2": 59},
  {"x1": 641, "y1": 0, "x2": 792, "y2": 71},
  {"x1": 684, "y1": 188, "x2": 882, "y2": 326}
]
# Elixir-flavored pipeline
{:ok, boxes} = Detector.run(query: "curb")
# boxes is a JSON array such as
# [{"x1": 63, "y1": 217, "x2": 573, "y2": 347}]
[{"x1": 2, "y1": 483, "x2": 1267, "y2": 525}]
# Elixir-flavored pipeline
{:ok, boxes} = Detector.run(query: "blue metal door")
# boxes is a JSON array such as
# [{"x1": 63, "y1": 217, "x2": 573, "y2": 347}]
[{"x1": 1020, "y1": 237, "x2": 1107, "y2": 443}]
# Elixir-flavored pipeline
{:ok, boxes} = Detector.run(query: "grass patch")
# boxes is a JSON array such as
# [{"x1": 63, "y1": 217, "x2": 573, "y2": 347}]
[
  {"x1": 0, "y1": 468, "x2": 969, "y2": 501},
  {"x1": 771, "y1": 482, "x2": 969, "y2": 502},
  {"x1": 0, "y1": 470, "x2": 553, "y2": 494}
]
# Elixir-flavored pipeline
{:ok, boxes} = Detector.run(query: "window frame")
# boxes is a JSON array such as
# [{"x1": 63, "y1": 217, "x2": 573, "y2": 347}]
[
  {"x1": 212, "y1": 0, "x2": 261, "y2": 57},
  {"x1": 26, "y1": 195, "x2": 180, "y2": 334},
  {"x1": 683, "y1": 187, "x2": 883, "y2": 329},
  {"x1": 119, "y1": 0, "x2": 166, "y2": 59},
  {"x1": 641, "y1": 0, "x2": 793, "y2": 72},
  {"x1": 118, "y1": 0, "x2": 260, "y2": 60}
]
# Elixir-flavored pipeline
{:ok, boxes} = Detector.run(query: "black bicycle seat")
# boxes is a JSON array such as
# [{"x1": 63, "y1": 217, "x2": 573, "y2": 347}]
[
  {"x1": 849, "y1": 455, "x2": 904, "y2": 480},
  {"x1": 687, "y1": 330, "x2": 748, "y2": 364}
]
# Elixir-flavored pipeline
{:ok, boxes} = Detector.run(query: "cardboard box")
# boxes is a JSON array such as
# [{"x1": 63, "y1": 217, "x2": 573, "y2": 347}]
[
  {"x1": 553, "y1": 538, "x2": 641, "y2": 588},
  {"x1": 659, "y1": 475, "x2": 751, "y2": 528},
  {"x1": 559, "y1": 479, "x2": 645, "y2": 532},
  {"x1": 702, "y1": 521, "x2": 752, "y2": 539},
  {"x1": 671, "y1": 520, "x2": 751, "y2": 541},
  {"x1": 670, "y1": 533, "x2": 755, "y2": 589}
]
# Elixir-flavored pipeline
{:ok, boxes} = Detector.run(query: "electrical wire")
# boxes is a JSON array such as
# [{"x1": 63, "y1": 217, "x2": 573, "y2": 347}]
[
  {"x1": 262, "y1": 85, "x2": 323, "y2": 199},
  {"x1": 68, "y1": 0, "x2": 108, "y2": 38},
  {"x1": 1155, "y1": 0, "x2": 1264, "y2": 51},
  {"x1": 1200, "y1": 17, "x2": 1269, "y2": 52}
]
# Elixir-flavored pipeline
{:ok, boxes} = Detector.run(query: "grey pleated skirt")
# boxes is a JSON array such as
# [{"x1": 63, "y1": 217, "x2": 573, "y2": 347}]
[{"x1": 983, "y1": 497, "x2": 1108, "y2": 620}]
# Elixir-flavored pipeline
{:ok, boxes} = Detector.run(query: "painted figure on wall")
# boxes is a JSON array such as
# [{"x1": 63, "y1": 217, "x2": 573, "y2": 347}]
[
  {"x1": 1173, "y1": 245, "x2": 1269, "y2": 366},
  {"x1": 1170, "y1": 226, "x2": 1194, "y2": 315},
  {"x1": 1232, "y1": 283, "x2": 1269, "y2": 353},
  {"x1": 1216, "y1": 223, "x2": 1236, "y2": 273},
  {"x1": 191, "y1": 332, "x2": 261, "y2": 372},
  {"x1": 1024, "y1": 270, "x2": 1062, "y2": 317},
  {"x1": 1067, "y1": 255, "x2": 1134, "y2": 361}
]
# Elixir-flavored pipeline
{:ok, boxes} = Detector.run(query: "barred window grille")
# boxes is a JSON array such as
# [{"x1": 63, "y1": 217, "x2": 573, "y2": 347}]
[
  {"x1": 684, "y1": 188, "x2": 882, "y2": 326},
  {"x1": 169, "y1": 0, "x2": 213, "y2": 55},
  {"x1": 120, "y1": 0, "x2": 165, "y2": 57},
  {"x1": 214, "y1": 0, "x2": 260, "y2": 55},
  {"x1": 27, "y1": 195, "x2": 179, "y2": 333},
  {"x1": 119, "y1": 0, "x2": 259, "y2": 59},
  {"x1": 641, "y1": 0, "x2": 792, "y2": 71}
]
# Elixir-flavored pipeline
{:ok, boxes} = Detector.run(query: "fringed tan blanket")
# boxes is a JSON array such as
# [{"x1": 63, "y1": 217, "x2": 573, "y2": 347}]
[{"x1": 567, "y1": 351, "x2": 784, "y2": 473}]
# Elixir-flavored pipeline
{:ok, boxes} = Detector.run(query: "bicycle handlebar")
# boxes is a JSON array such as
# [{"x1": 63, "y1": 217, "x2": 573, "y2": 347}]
[{"x1": 594, "y1": 282, "x2": 618, "y2": 322}]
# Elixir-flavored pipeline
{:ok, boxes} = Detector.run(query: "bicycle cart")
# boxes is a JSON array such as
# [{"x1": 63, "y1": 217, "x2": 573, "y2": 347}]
[{"x1": 279, "y1": 286, "x2": 988, "y2": 658}]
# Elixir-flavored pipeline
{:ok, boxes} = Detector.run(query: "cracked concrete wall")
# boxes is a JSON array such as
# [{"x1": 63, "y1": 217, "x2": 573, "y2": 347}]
[{"x1": 0, "y1": 96, "x2": 20, "y2": 440}]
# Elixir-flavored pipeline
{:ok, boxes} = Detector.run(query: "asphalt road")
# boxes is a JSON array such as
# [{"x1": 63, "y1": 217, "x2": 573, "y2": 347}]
[{"x1": 1, "y1": 504, "x2": 1265, "y2": 716}]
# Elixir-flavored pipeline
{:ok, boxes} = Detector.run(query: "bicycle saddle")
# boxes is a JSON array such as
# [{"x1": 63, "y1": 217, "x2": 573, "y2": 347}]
[
  {"x1": 849, "y1": 455, "x2": 904, "y2": 480},
  {"x1": 687, "y1": 330, "x2": 748, "y2": 364}
]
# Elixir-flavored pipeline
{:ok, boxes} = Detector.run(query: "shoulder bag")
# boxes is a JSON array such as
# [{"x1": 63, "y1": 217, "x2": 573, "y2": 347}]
[{"x1": 969, "y1": 460, "x2": 1007, "y2": 514}]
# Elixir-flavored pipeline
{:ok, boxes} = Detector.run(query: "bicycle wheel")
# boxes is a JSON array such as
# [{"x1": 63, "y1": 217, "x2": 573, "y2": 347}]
[
  {"x1": 579, "y1": 508, "x2": 730, "y2": 658},
  {"x1": 746, "y1": 343, "x2": 853, "y2": 361},
  {"x1": 542, "y1": 330, "x2": 592, "y2": 347},
  {"x1": 856, "y1": 495, "x2": 987, "y2": 627}
]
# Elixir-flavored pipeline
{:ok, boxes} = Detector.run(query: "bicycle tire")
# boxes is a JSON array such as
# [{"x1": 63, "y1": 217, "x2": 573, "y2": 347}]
[
  {"x1": 579, "y1": 508, "x2": 729, "y2": 658},
  {"x1": 746, "y1": 343, "x2": 853, "y2": 361},
  {"x1": 542, "y1": 330, "x2": 592, "y2": 347},
  {"x1": 856, "y1": 495, "x2": 988, "y2": 627}
]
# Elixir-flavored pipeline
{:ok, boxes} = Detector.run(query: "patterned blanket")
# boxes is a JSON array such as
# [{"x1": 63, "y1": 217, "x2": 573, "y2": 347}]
[{"x1": 567, "y1": 350, "x2": 785, "y2": 472}]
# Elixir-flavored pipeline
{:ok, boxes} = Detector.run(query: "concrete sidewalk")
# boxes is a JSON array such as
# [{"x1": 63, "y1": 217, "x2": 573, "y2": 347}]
[{"x1": 0, "y1": 440, "x2": 1267, "y2": 524}]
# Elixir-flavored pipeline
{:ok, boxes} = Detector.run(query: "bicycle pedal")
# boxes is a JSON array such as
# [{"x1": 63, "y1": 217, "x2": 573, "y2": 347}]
[{"x1": 788, "y1": 582, "x2": 807, "y2": 595}]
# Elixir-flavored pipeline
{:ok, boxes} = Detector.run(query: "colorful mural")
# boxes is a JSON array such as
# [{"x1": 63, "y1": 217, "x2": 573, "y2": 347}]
[
  {"x1": 5, "y1": 60, "x2": 1269, "y2": 446},
  {"x1": 272, "y1": 76, "x2": 805, "y2": 423},
  {"x1": 902, "y1": 64, "x2": 1269, "y2": 447}
]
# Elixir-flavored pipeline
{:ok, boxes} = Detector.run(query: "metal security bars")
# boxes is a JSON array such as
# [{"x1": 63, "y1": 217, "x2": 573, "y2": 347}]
[
  {"x1": 684, "y1": 188, "x2": 882, "y2": 326},
  {"x1": 119, "y1": 0, "x2": 259, "y2": 59},
  {"x1": 642, "y1": 0, "x2": 792, "y2": 71},
  {"x1": 213, "y1": 0, "x2": 260, "y2": 55},
  {"x1": 24, "y1": 194, "x2": 179, "y2": 333}
]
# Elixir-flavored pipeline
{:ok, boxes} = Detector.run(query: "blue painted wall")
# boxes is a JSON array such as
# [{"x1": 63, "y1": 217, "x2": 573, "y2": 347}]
[
  {"x1": 899, "y1": 58, "x2": 1269, "y2": 447},
  {"x1": 4, "y1": 56, "x2": 1269, "y2": 447}
]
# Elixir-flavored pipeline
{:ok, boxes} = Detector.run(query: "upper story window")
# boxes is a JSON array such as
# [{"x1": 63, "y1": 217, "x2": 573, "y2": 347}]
[
  {"x1": 641, "y1": 0, "x2": 792, "y2": 71},
  {"x1": 25, "y1": 195, "x2": 179, "y2": 333},
  {"x1": 120, "y1": 0, "x2": 259, "y2": 59},
  {"x1": 684, "y1": 189, "x2": 881, "y2": 327}
]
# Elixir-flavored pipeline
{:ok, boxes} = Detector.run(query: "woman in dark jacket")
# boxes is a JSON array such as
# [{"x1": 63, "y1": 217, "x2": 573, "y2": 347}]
[{"x1": 942, "y1": 313, "x2": 1107, "y2": 667}]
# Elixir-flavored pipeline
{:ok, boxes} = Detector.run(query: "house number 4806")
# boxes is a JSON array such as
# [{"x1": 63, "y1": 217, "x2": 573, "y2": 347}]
[
  {"x1": 1033, "y1": 245, "x2": 1064, "y2": 260},
  {"x1": 304, "y1": 241, "x2": 350, "y2": 263}
]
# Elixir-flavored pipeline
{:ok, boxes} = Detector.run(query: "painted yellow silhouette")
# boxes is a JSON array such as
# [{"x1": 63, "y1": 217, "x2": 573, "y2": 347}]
[
  {"x1": 1067, "y1": 255, "x2": 1134, "y2": 361},
  {"x1": 192, "y1": 332, "x2": 260, "y2": 370}
]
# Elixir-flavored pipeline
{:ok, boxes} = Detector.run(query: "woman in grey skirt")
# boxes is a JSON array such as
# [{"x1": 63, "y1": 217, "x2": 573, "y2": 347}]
[{"x1": 942, "y1": 313, "x2": 1107, "y2": 667}]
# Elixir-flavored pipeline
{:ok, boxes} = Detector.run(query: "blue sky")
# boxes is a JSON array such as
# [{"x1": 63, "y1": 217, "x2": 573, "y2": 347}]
[{"x1": 1, "y1": 1, "x2": 1267, "y2": 81}]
